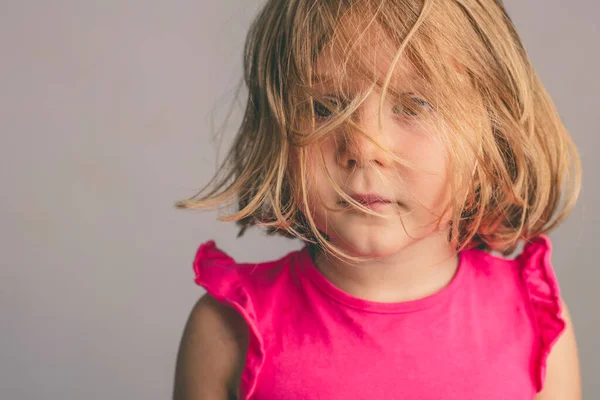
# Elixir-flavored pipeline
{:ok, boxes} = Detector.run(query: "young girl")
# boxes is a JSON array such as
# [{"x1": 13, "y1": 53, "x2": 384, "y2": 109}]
[{"x1": 174, "y1": 0, "x2": 582, "y2": 399}]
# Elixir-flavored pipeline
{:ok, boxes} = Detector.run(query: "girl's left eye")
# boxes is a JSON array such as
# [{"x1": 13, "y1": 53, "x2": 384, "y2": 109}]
[{"x1": 392, "y1": 96, "x2": 433, "y2": 117}]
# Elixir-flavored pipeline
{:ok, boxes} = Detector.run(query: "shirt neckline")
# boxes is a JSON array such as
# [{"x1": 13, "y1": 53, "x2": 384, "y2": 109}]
[{"x1": 297, "y1": 245, "x2": 471, "y2": 313}]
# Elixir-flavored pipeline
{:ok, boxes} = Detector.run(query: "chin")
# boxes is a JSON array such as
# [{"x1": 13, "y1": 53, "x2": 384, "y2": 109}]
[{"x1": 331, "y1": 227, "x2": 413, "y2": 258}]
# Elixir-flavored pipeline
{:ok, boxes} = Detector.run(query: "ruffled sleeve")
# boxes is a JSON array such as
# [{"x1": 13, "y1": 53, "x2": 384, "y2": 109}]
[
  {"x1": 518, "y1": 235, "x2": 566, "y2": 393},
  {"x1": 193, "y1": 241, "x2": 265, "y2": 400}
]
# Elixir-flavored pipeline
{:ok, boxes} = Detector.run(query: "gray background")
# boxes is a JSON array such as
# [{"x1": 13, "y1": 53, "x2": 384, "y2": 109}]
[{"x1": 0, "y1": 0, "x2": 597, "y2": 399}]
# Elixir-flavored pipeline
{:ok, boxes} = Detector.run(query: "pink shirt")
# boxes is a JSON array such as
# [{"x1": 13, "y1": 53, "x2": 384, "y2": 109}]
[{"x1": 193, "y1": 236, "x2": 564, "y2": 399}]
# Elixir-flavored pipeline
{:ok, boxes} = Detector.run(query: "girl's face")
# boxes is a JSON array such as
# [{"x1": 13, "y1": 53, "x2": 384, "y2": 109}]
[{"x1": 304, "y1": 54, "x2": 453, "y2": 258}]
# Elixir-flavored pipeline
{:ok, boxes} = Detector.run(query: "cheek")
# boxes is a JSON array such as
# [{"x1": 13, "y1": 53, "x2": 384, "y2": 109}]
[
  {"x1": 303, "y1": 141, "x2": 339, "y2": 208},
  {"x1": 397, "y1": 132, "x2": 451, "y2": 210}
]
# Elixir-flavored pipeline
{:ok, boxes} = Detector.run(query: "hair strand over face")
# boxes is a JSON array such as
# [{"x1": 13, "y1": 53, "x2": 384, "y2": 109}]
[{"x1": 177, "y1": 0, "x2": 581, "y2": 260}]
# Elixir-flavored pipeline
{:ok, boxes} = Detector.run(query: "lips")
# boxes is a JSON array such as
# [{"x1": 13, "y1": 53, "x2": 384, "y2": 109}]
[{"x1": 349, "y1": 193, "x2": 393, "y2": 207}]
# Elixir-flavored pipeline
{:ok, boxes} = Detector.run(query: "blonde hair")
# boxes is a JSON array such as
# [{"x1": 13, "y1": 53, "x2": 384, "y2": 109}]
[{"x1": 177, "y1": 0, "x2": 581, "y2": 258}]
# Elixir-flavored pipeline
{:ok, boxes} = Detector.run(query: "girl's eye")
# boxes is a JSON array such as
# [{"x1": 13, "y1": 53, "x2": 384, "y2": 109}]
[
  {"x1": 313, "y1": 101, "x2": 333, "y2": 119},
  {"x1": 392, "y1": 96, "x2": 433, "y2": 118},
  {"x1": 313, "y1": 97, "x2": 344, "y2": 119}
]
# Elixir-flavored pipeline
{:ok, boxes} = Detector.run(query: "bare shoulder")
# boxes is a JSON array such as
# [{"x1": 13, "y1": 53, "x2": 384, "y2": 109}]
[
  {"x1": 535, "y1": 300, "x2": 582, "y2": 400},
  {"x1": 173, "y1": 293, "x2": 249, "y2": 400}
]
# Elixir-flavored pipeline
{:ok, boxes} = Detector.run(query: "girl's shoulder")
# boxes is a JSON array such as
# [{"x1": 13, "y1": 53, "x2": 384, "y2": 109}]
[
  {"x1": 467, "y1": 235, "x2": 564, "y2": 332},
  {"x1": 515, "y1": 236, "x2": 567, "y2": 391},
  {"x1": 191, "y1": 240, "x2": 302, "y2": 398},
  {"x1": 464, "y1": 235, "x2": 566, "y2": 391},
  {"x1": 467, "y1": 235, "x2": 562, "y2": 309},
  {"x1": 192, "y1": 240, "x2": 300, "y2": 298}
]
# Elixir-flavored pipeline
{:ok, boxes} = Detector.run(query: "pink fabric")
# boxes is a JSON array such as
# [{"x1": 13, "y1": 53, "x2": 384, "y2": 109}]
[{"x1": 193, "y1": 236, "x2": 564, "y2": 400}]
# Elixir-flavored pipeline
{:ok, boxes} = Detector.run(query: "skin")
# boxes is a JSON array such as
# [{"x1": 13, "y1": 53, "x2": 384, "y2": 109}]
[
  {"x1": 535, "y1": 301, "x2": 582, "y2": 400},
  {"x1": 173, "y1": 294, "x2": 248, "y2": 400}
]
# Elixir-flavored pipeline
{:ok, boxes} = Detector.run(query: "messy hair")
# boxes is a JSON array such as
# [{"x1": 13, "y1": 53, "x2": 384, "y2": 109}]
[{"x1": 177, "y1": 0, "x2": 581, "y2": 258}]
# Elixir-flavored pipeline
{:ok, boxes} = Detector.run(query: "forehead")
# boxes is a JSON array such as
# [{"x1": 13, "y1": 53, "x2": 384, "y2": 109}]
[{"x1": 312, "y1": 22, "x2": 422, "y2": 92}]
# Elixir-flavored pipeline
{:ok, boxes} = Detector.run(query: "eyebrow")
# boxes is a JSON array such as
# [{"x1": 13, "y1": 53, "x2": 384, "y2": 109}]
[
  {"x1": 311, "y1": 69, "x2": 423, "y2": 89},
  {"x1": 310, "y1": 72, "x2": 336, "y2": 85},
  {"x1": 310, "y1": 79, "x2": 422, "y2": 101}
]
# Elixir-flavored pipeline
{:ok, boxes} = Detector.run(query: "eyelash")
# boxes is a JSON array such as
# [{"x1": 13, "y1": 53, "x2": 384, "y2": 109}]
[
  {"x1": 312, "y1": 95, "x2": 432, "y2": 120},
  {"x1": 313, "y1": 97, "x2": 346, "y2": 119},
  {"x1": 392, "y1": 97, "x2": 433, "y2": 117}
]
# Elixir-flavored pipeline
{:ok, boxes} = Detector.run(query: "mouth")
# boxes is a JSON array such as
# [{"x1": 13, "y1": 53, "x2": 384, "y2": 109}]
[{"x1": 340, "y1": 193, "x2": 394, "y2": 209}]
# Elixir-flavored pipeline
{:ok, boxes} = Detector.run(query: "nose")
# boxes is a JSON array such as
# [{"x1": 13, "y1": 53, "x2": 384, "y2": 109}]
[{"x1": 337, "y1": 104, "x2": 393, "y2": 170}]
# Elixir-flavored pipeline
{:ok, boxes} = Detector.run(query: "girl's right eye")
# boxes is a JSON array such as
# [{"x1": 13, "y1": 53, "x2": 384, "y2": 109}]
[{"x1": 313, "y1": 97, "x2": 341, "y2": 119}]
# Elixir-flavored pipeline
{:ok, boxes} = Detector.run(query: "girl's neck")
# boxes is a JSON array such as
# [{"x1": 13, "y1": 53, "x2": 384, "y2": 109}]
[{"x1": 313, "y1": 232, "x2": 459, "y2": 303}]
